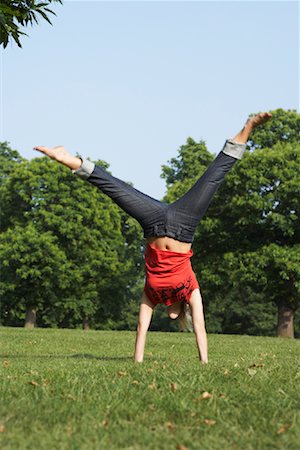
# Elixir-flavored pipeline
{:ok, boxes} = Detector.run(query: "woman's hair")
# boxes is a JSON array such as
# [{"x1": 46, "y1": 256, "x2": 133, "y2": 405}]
[{"x1": 179, "y1": 302, "x2": 193, "y2": 332}]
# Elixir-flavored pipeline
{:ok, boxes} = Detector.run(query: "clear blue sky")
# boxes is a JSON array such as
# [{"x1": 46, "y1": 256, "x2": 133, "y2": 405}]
[{"x1": 2, "y1": 1, "x2": 299, "y2": 199}]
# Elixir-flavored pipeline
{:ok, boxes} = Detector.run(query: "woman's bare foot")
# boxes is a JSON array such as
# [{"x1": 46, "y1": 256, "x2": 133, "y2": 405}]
[
  {"x1": 246, "y1": 112, "x2": 272, "y2": 130},
  {"x1": 232, "y1": 112, "x2": 272, "y2": 144},
  {"x1": 33, "y1": 145, "x2": 82, "y2": 170}
]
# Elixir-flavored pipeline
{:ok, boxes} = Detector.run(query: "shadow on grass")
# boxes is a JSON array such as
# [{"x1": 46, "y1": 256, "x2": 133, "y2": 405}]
[{"x1": 0, "y1": 353, "x2": 135, "y2": 361}]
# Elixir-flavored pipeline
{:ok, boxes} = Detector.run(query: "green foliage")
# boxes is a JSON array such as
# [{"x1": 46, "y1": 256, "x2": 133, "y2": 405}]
[
  {"x1": 225, "y1": 142, "x2": 300, "y2": 243},
  {"x1": 0, "y1": 148, "x2": 143, "y2": 328},
  {"x1": 223, "y1": 244, "x2": 300, "y2": 311},
  {"x1": 0, "y1": 224, "x2": 71, "y2": 326},
  {"x1": 0, "y1": 142, "x2": 25, "y2": 237},
  {"x1": 161, "y1": 110, "x2": 300, "y2": 336},
  {"x1": 211, "y1": 141, "x2": 300, "y2": 317},
  {"x1": 0, "y1": 141, "x2": 24, "y2": 181},
  {"x1": 0, "y1": 0, "x2": 62, "y2": 48}
]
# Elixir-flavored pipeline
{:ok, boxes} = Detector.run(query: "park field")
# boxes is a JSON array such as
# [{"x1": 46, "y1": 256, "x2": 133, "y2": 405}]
[{"x1": 0, "y1": 328, "x2": 299, "y2": 450}]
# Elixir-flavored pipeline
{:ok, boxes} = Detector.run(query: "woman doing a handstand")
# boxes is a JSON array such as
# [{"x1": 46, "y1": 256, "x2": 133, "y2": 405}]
[{"x1": 34, "y1": 112, "x2": 272, "y2": 364}]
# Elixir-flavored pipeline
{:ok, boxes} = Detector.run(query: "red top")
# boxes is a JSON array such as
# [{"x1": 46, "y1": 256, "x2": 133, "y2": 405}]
[{"x1": 144, "y1": 244, "x2": 199, "y2": 306}]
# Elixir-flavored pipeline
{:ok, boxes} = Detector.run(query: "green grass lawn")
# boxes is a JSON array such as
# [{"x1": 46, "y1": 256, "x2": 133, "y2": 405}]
[{"x1": 0, "y1": 328, "x2": 299, "y2": 450}]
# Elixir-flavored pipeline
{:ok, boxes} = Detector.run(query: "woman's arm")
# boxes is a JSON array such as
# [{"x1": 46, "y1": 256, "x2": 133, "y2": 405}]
[
  {"x1": 134, "y1": 292, "x2": 155, "y2": 363},
  {"x1": 189, "y1": 289, "x2": 208, "y2": 363}
]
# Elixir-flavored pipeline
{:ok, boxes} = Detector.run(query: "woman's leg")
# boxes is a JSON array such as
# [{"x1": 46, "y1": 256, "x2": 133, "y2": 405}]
[
  {"x1": 170, "y1": 113, "x2": 272, "y2": 223},
  {"x1": 33, "y1": 145, "x2": 165, "y2": 226},
  {"x1": 83, "y1": 162, "x2": 165, "y2": 225},
  {"x1": 170, "y1": 148, "x2": 240, "y2": 222}
]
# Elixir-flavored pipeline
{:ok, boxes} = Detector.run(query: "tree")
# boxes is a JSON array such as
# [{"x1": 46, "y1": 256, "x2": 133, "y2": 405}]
[
  {"x1": 222, "y1": 243, "x2": 300, "y2": 338},
  {"x1": 0, "y1": 223, "x2": 71, "y2": 327},
  {"x1": 0, "y1": 141, "x2": 24, "y2": 179},
  {"x1": 108, "y1": 214, "x2": 144, "y2": 330},
  {"x1": 219, "y1": 141, "x2": 300, "y2": 337},
  {"x1": 0, "y1": 142, "x2": 25, "y2": 232},
  {"x1": 1, "y1": 152, "x2": 142, "y2": 327},
  {"x1": 1, "y1": 158, "x2": 115, "y2": 326},
  {"x1": 161, "y1": 110, "x2": 300, "y2": 337},
  {"x1": 0, "y1": 0, "x2": 62, "y2": 48},
  {"x1": 218, "y1": 109, "x2": 300, "y2": 337}
]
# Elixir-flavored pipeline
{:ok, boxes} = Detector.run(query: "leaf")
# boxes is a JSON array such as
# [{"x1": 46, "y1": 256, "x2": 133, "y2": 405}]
[
  {"x1": 201, "y1": 391, "x2": 212, "y2": 399},
  {"x1": 247, "y1": 368, "x2": 257, "y2": 376},
  {"x1": 2, "y1": 360, "x2": 10, "y2": 368},
  {"x1": 170, "y1": 382, "x2": 178, "y2": 392},
  {"x1": 131, "y1": 380, "x2": 139, "y2": 385},
  {"x1": 148, "y1": 381, "x2": 157, "y2": 390},
  {"x1": 164, "y1": 421, "x2": 175, "y2": 430},
  {"x1": 101, "y1": 420, "x2": 109, "y2": 428},
  {"x1": 117, "y1": 371, "x2": 127, "y2": 377},
  {"x1": 36, "y1": 9, "x2": 53, "y2": 24},
  {"x1": 203, "y1": 419, "x2": 216, "y2": 426},
  {"x1": 278, "y1": 388, "x2": 287, "y2": 396},
  {"x1": 176, "y1": 445, "x2": 189, "y2": 450},
  {"x1": 0, "y1": 425, "x2": 5, "y2": 432},
  {"x1": 28, "y1": 380, "x2": 39, "y2": 386},
  {"x1": 27, "y1": 370, "x2": 39, "y2": 375},
  {"x1": 277, "y1": 424, "x2": 291, "y2": 434},
  {"x1": 65, "y1": 425, "x2": 73, "y2": 436}
]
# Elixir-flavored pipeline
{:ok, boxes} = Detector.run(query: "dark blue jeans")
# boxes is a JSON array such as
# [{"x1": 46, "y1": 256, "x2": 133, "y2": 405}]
[{"x1": 74, "y1": 139, "x2": 246, "y2": 243}]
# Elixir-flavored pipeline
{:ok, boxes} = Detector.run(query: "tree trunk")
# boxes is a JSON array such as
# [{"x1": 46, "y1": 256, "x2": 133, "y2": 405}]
[
  {"x1": 24, "y1": 307, "x2": 37, "y2": 328},
  {"x1": 82, "y1": 317, "x2": 90, "y2": 330},
  {"x1": 277, "y1": 302, "x2": 294, "y2": 338}
]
